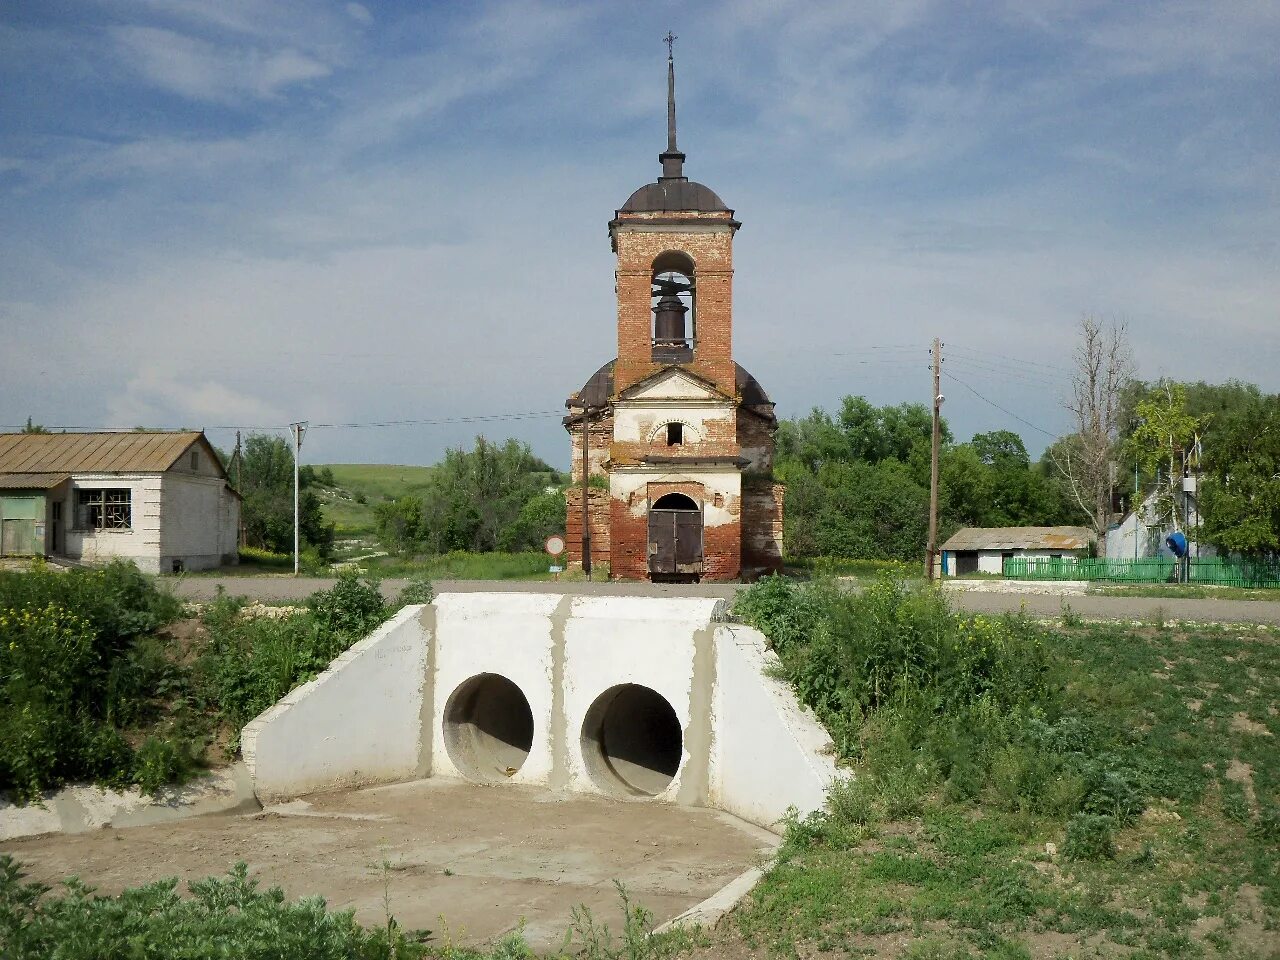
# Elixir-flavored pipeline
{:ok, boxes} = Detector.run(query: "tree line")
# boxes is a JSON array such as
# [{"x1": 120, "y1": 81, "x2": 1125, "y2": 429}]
[
  {"x1": 778, "y1": 368, "x2": 1279, "y2": 563},
  {"x1": 777, "y1": 398, "x2": 1079, "y2": 561}
]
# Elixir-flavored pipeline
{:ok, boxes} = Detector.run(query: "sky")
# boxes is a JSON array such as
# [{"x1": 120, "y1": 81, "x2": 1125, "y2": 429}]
[{"x1": 1, "y1": 0, "x2": 1277, "y2": 468}]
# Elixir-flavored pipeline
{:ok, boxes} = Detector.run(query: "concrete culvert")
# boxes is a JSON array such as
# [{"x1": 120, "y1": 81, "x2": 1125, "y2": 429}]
[
  {"x1": 581, "y1": 684, "x2": 683, "y2": 797},
  {"x1": 443, "y1": 673, "x2": 534, "y2": 783}
]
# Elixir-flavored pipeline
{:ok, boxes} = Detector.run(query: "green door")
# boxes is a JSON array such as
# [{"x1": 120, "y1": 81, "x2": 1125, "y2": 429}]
[
  {"x1": 0, "y1": 495, "x2": 43, "y2": 556},
  {"x1": 1, "y1": 519, "x2": 36, "y2": 556}
]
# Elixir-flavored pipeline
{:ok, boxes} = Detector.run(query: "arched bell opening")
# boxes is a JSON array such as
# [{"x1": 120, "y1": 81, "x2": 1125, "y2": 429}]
[
  {"x1": 651, "y1": 251, "x2": 695, "y2": 362},
  {"x1": 648, "y1": 492, "x2": 703, "y2": 582}
]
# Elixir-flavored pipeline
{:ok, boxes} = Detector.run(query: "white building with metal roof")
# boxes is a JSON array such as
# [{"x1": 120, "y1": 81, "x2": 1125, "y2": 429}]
[
  {"x1": 0, "y1": 431, "x2": 239, "y2": 573},
  {"x1": 939, "y1": 526, "x2": 1093, "y2": 577}
]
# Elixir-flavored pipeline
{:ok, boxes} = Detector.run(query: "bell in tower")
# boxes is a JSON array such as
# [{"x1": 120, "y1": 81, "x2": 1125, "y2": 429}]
[
  {"x1": 651, "y1": 271, "x2": 694, "y2": 361},
  {"x1": 653, "y1": 292, "x2": 687, "y2": 345}
]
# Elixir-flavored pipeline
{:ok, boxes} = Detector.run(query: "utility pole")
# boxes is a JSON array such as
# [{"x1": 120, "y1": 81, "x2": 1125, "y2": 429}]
[
  {"x1": 232, "y1": 430, "x2": 245, "y2": 548},
  {"x1": 581, "y1": 408, "x2": 592, "y2": 580},
  {"x1": 290, "y1": 421, "x2": 307, "y2": 576},
  {"x1": 926, "y1": 338, "x2": 942, "y2": 581}
]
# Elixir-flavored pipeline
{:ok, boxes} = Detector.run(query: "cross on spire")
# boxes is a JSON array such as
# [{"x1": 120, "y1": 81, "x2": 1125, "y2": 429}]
[{"x1": 661, "y1": 31, "x2": 684, "y2": 177}]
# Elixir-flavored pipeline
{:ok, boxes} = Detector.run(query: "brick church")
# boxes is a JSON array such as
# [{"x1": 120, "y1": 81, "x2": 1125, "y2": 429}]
[{"x1": 564, "y1": 46, "x2": 784, "y2": 582}]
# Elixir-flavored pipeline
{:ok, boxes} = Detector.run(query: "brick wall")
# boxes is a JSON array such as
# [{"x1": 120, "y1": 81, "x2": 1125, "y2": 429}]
[
  {"x1": 567, "y1": 412, "x2": 613, "y2": 482},
  {"x1": 564, "y1": 487, "x2": 611, "y2": 568},
  {"x1": 742, "y1": 483, "x2": 785, "y2": 579},
  {"x1": 612, "y1": 222, "x2": 737, "y2": 396}
]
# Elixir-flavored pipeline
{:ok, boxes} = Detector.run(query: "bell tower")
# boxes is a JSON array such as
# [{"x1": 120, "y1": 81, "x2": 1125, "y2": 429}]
[
  {"x1": 609, "y1": 39, "x2": 739, "y2": 396},
  {"x1": 565, "y1": 38, "x2": 783, "y2": 583}
]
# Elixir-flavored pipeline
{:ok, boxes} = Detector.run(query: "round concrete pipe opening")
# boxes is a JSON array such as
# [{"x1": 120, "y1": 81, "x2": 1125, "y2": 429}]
[
  {"x1": 580, "y1": 684, "x2": 683, "y2": 797},
  {"x1": 443, "y1": 673, "x2": 534, "y2": 783}
]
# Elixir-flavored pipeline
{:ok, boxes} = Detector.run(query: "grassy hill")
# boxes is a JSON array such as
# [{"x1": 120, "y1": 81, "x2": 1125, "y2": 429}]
[{"x1": 313, "y1": 464, "x2": 435, "y2": 539}]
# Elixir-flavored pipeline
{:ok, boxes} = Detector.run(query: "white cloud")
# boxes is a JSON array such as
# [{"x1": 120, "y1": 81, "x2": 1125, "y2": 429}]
[
  {"x1": 106, "y1": 374, "x2": 288, "y2": 431},
  {"x1": 346, "y1": 3, "x2": 372, "y2": 26},
  {"x1": 109, "y1": 25, "x2": 332, "y2": 102}
]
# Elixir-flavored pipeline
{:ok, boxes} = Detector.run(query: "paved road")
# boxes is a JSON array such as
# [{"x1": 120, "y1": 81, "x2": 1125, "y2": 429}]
[{"x1": 168, "y1": 576, "x2": 1280, "y2": 625}]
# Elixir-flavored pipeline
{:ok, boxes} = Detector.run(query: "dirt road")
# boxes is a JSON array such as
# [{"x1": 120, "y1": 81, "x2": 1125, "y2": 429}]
[
  {"x1": 3, "y1": 779, "x2": 773, "y2": 951},
  {"x1": 170, "y1": 576, "x2": 1280, "y2": 625}
]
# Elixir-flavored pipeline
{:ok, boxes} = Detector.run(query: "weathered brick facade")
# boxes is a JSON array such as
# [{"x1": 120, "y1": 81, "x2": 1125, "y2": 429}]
[{"x1": 562, "y1": 58, "x2": 783, "y2": 582}]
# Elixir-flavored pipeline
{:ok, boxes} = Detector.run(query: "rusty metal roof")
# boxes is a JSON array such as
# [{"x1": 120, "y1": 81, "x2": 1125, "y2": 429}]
[
  {"x1": 941, "y1": 526, "x2": 1093, "y2": 551},
  {"x1": 0, "y1": 432, "x2": 210, "y2": 475},
  {"x1": 0, "y1": 472, "x2": 70, "y2": 490},
  {"x1": 568, "y1": 359, "x2": 773, "y2": 410},
  {"x1": 619, "y1": 178, "x2": 730, "y2": 214}
]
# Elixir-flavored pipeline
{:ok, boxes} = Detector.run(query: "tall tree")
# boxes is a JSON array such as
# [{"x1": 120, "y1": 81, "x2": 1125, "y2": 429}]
[
  {"x1": 1123, "y1": 381, "x2": 1203, "y2": 534},
  {"x1": 239, "y1": 434, "x2": 334, "y2": 557},
  {"x1": 1198, "y1": 395, "x2": 1280, "y2": 559},
  {"x1": 1051, "y1": 315, "x2": 1134, "y2": 545}
]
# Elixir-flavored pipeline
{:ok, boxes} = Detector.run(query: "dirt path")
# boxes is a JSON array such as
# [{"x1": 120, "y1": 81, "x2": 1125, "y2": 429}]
[
  {"x1": 3, "y1": 779, "x2": 774, "y2": 951},
  {"x1": 169, "y1": 577, "x2": 1280, "y2": 624}
]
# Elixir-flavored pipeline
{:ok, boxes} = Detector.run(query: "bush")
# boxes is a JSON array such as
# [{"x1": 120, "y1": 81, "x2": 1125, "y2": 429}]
[
  {"x1": 0, "y1": 562, "x2": 185, "y2": 801},
  {"x1": 198, "y1": 573, "x2": 389, "y2": 736},
  {"x1": 0, "y1": 857, "x2": 429, "y2": 960},
  {"x1": 734, "y1": 575, "x2": 1145, "y2": 835},
  {"x1": 1063, "y1": 813, "x2": 1117, "y2": 861}
]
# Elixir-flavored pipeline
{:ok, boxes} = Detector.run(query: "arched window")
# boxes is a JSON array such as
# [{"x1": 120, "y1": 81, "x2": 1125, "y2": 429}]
[{"x1": 651, "y1": 250, "x2": 695, "y2": 361}]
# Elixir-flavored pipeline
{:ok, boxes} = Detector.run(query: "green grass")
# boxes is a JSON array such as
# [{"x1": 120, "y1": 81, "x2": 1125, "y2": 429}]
[
  {"x1": 313, "y1": 463, "x2": 437, "y2": 537},
  {"x1": 726, "y1": 576, "x2": 1280, "y2": 959},
  {"x1": 357, "y1": 551, "x2": 557, "y2": 581},
  {"x1": 1090, "y1": 583, "x2": 1280, "y2": 601},
  {"x1": 787, "y1": 557, "x2": 918, "y2": 579}
]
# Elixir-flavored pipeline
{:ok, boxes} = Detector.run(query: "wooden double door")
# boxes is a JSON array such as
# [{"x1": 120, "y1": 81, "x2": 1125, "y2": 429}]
[{"x1": 648, "y1": 493, "x2": 703, "y2": 579}]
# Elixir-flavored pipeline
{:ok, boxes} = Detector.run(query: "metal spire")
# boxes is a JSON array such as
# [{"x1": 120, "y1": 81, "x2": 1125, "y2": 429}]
[{"x1": 660, "y1": 32, "x2": 685, "y2": 179}]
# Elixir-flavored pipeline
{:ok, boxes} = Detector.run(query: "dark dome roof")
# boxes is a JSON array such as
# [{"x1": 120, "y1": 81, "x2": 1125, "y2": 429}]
[
  {"x1": 620, "y1": 178, "x2": 729, "y2": 214},
  {"x1": 572, "y1": 359, "x2": 772, "y2": 410}
]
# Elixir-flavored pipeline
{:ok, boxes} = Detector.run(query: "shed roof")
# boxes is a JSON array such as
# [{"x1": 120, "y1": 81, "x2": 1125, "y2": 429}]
[
  {"x1": 0, "y1": 432, "x2": 217, "y2": 476},
  {"x1": 0, "y1": 472, "x2": 70, "y2": 490},
  {"x1": 941, "y1": 526, "x2": 1093, "y2": 551}
]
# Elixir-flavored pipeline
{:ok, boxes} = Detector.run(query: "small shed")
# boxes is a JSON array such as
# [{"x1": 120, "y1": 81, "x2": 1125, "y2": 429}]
[
  {"x1": 940, "y1": 526, "x2": 1092, "y2": 577},
  {"x1": 0, "y1": 431, "x2": 239, "y2": 574}
]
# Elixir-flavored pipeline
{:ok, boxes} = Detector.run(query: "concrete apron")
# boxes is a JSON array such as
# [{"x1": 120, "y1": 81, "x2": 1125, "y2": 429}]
[
  {"x1": 242, "y1": 592, "x2": 839, "y2": 831},
  {"x1": 0, "y1": 763, "x2": 260, "y2": 842}
]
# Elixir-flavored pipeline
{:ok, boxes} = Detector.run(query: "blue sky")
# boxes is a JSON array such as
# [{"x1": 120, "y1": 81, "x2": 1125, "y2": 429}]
[{"x1": 1, "y1": 0, "x2": 1277, "y2": 466}]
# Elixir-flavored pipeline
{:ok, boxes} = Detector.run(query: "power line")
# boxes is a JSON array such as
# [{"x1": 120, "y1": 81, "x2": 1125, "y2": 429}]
[
  {"x1": 942, "y1": 371, "x2": 1059, "y2": 442},
  {"x1": 948, "y1": 344, "x2": 1070, "y2": 375},
  {"x1": 946, "y1": 356, "x2": 1063, "y2": 389},
  {"x1": 0, "y1": 409, "x2": 569, "y2": 435},
  {"x1": 308, "y1": 411, "x2": 566, "y2": 429}
]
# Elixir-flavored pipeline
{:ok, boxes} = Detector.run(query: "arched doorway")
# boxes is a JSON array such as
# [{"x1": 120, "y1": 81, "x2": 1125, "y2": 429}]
[{"x1": 648, "y1": 492, "x2": 703, "y2": 580}]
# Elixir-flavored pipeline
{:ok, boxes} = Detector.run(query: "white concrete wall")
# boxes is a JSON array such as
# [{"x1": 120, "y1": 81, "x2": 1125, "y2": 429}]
[
  {"x1": 160, "y1": 473, "x2": 239, "y2": 571},
  {"x1": 710, "y1": 623, "x2": 838, "y2": 827},
  {"x1": 559, "y1": 595, "x2": 718, "y2": 800},
  {"x1": 428, "y1": 592, "x2": 561, "y2": 786},
  {"x1": 241, "y1": 605, "x2": 430, "y2": 801},
  {"x1": 64, "y1": 474, "x2": 163, "y2": 573},
  {"x1": 613, "y1": 400, "x2": 735, "y2": 444},
  {"x1": 243, "y1": 593, "x2": 841, "y2": 831}
]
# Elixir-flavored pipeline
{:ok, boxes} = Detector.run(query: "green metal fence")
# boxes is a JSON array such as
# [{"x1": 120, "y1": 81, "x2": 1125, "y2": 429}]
[{"x1": 1003, "y1": 555, "x2": 1280, "y2": 588}]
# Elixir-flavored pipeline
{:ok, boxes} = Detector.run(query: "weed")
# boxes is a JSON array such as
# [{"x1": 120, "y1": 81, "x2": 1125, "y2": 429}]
[
  {"x1": 1063, "y1": 813, "x2": 1117, "y2": 861},
  {"x1": 0, "y1": 856, "x2": 430, "y2": 959},
  {"x1": 1060, "y1": 598, "x2": 1082, "y2": 628}
]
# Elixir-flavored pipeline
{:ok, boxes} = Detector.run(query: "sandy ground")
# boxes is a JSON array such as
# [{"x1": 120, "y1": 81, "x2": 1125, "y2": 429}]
[
  {"x1": 170, "y1": 576, "x2": 1280, "y2": 625},
  {"x1": 2, "y1": 779, "x2": 776, "y2": 951}
]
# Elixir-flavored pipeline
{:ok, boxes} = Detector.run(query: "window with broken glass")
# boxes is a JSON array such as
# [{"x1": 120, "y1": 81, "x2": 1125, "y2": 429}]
[{"x1": 77, "y1": 489, "x2": 131, "y2": 530}]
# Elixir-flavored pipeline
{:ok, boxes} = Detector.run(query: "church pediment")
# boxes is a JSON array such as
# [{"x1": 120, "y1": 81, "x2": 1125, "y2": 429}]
[{"x1": 619, "y1": 367, "x2": 732, "y2": 402}]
